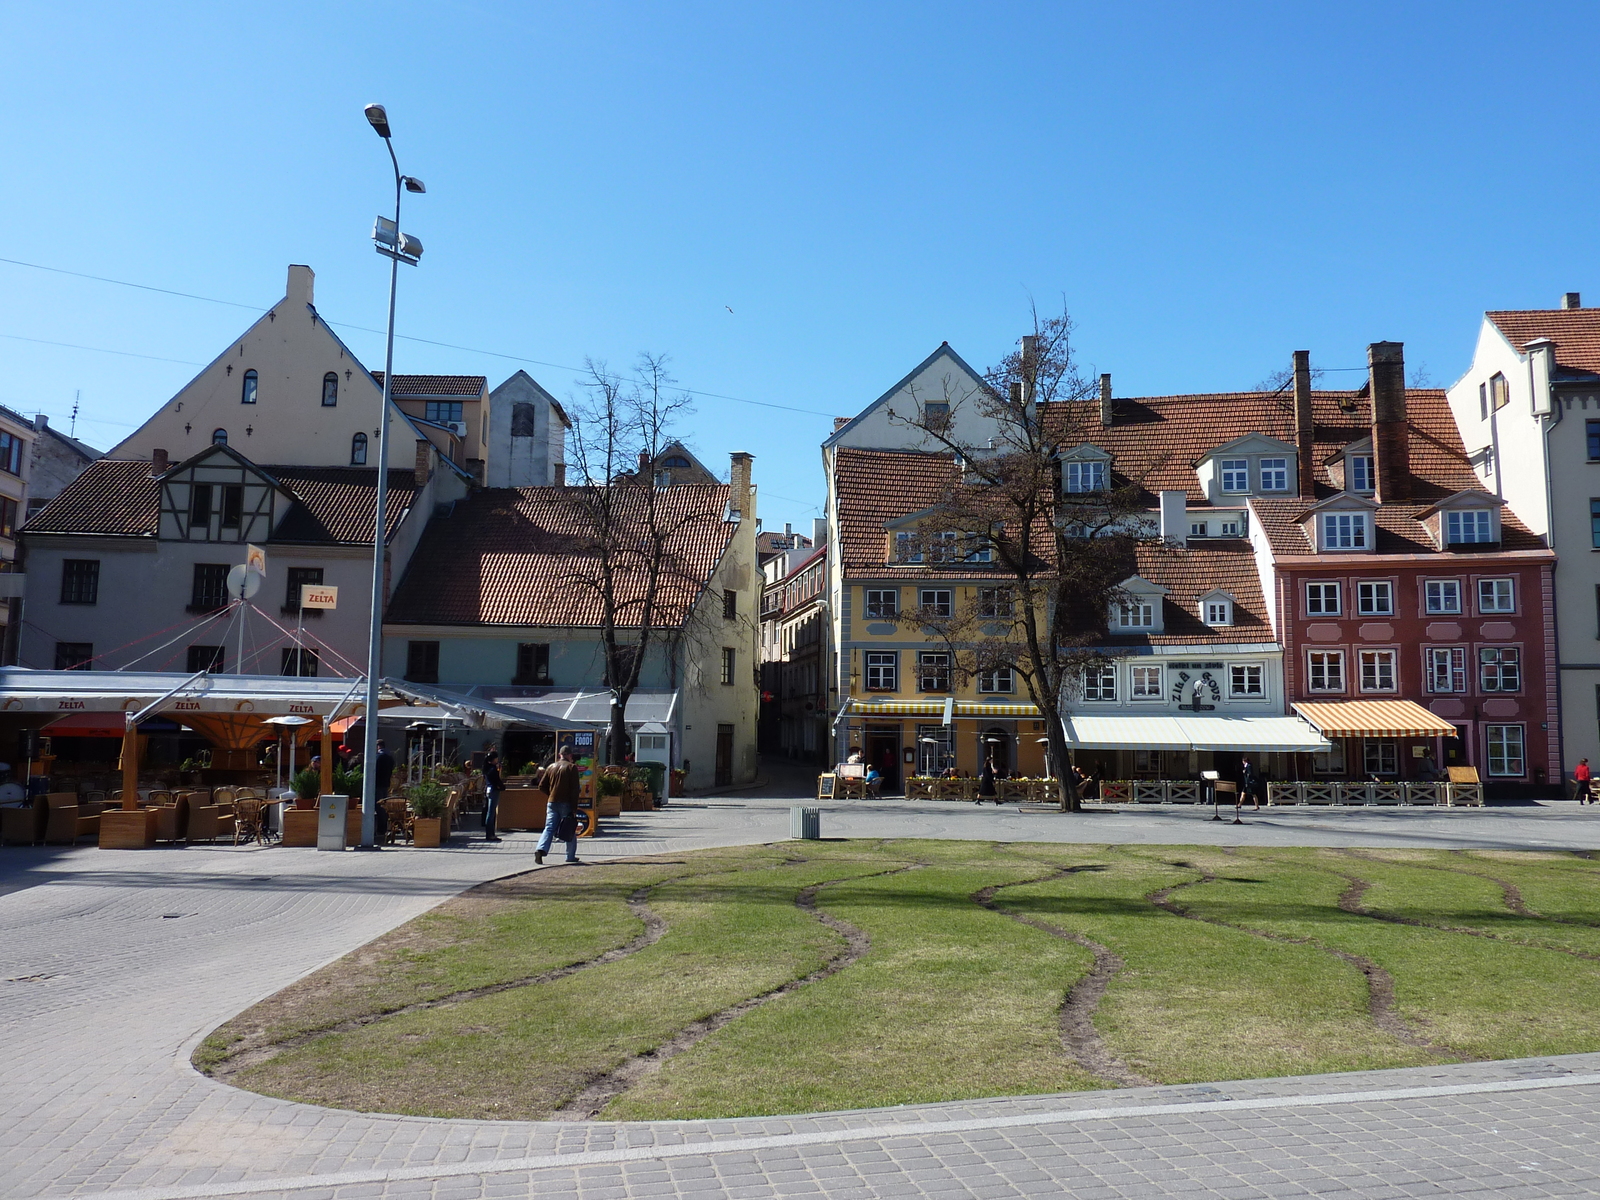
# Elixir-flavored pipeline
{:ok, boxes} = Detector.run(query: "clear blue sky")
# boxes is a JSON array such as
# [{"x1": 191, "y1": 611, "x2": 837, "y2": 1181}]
[{"x1": 2, "y1": 1, "x2": 1596, "y2": 527}]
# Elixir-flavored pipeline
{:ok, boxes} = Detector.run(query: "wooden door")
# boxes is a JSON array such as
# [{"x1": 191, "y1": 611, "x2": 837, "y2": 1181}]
[{"x1": 715, "y1": 724, "x2": 734, "y2": 786}]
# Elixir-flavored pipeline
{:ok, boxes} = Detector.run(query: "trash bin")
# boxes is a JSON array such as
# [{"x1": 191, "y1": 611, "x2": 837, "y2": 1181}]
[
  {"x1": 317, "y1": 793, "x2": 348, "y2": 851},
  {"x1": 638, "y1": 762, "x2": 668, "y2": 806},
  {"x1": 791, "y1": 805, "x2": 821, "y2": 840}
]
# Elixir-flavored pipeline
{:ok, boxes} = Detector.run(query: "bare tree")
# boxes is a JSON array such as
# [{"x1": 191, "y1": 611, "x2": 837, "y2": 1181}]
[
  {"x1": 562, "y1": 355, "x2": 706, "y2": 765},
  {"x1": 889, "y1": 307, "x2": 1162, "y2": 811}
]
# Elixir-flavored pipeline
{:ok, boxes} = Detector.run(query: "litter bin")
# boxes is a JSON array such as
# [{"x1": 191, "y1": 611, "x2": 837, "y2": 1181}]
[
  {"x1": 637, "y1": 762, "x2": 668, "y2": 807},
  {"x1": 318, "y1": 793, "x2": 348, "y2": 851},
  {"x1": 790, "y1": 806, "x2": 821, "y2": 840}
]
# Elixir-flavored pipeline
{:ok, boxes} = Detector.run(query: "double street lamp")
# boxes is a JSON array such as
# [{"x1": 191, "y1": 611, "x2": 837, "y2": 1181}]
[{"x1": 358, "y1": 103, "x2": 425, "y2": 848}]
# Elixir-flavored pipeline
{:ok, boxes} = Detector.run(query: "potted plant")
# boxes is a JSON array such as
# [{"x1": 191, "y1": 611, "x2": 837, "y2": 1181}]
[
  {"x1": 595, "y1": 767, "x2": 626, "y2": 817},
  {"x1": 334, "y1": 766, "x2": 362, "y2": 800},
  {"x1": 291, "y1": 767, "x2": 321, "y2": 810},
  {"x1": 178, "y1": 755, "x2": 207, "y2": 786},
  {"x1": 407, "y1": 779, "x2": 450, "y2": 848}
]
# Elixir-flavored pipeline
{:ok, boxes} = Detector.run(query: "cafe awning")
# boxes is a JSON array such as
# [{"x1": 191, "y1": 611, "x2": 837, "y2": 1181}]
[
  {"x1": 1060, "y1": 713, "x2": 1331, "y2": 753},
  {"x1": 1292, "y1": 700, "x2": 1458, "y2": 739}
]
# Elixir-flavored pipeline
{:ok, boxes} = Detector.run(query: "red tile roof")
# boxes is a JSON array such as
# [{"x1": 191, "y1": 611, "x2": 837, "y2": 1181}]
[
  {"x1": 1118, "y1": 541, "x2": 1275, "y2": 645},
  {"x1": 372, "y1": 373, "x2": 488, "y2": 397},
  {"x1": 1250, "y1": 496, "x2": 1546, "y2": 558},
  {"x1": 385, "y1": 484, "x2": 736, "y2": 627},
  {"x1": 1486, "y1": 308, "x2": 1600, "y2": 375},
  {"x1": 23, "y1": 460, "x2": 418, "y2": 544}
]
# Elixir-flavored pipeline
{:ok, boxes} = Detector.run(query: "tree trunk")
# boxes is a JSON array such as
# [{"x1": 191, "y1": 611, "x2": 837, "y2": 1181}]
[
  {"x1": 1045, "y1": 719, "x2": 1080, "y2": 812},
  {"x1": 607, "y1": 700, "x2": 629, "y2": 766}
]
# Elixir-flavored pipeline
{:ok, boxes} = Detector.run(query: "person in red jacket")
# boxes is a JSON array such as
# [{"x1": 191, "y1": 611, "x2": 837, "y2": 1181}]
[{"x1": 1576, "y1": 758, "x2": 1592, "y2": 805}]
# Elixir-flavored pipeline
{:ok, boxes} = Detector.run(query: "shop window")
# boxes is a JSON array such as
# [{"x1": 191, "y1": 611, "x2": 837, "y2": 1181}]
[
  {"x1": 1486, "y1": 725, "x2": 1525, "y2": 777},
  {"x1": 1364, "y1": 739, "x2": 1398, "y2": 776}
]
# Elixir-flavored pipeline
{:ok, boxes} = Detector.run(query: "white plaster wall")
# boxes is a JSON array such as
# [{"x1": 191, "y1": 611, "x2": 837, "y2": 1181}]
[
  {"x1": 485, "y1": 372, "x2": 566, "y2": 488},
  {"x1": 829, "y1": 347, "x2": 1001, "y2": 452}
]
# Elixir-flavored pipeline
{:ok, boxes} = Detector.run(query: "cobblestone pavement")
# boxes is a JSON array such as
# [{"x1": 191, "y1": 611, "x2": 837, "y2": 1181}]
[{"x1": 4, "y1": 787, "x2": 1599, "y2": 1200}]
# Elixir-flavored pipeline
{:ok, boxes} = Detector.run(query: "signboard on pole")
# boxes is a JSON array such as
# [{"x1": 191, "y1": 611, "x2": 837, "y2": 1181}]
[
  {"x1": 301, "y1": 585, "x2": 339, "y2": 610},
  {"x1": 246, "y1": 544, "x2": 267, "y2": 575}
]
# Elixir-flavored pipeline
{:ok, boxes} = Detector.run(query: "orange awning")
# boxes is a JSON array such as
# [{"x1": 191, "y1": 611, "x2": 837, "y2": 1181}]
[{"x1": 1292, "y1": 700, "x2": 1458, "y2": 739}]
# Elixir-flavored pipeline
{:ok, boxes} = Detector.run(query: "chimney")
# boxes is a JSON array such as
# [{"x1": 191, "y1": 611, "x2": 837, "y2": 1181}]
[
  {"x1": 1020, "y1": 334, "x2": 1039, "y2": 407},
  {"x1": 1159, "y1": 490, "x2": 1188, "y2": 543},
  {"x1": 1099, "y1": 374, "x2": 1113, "y2": 427},
  {"x1": 784, "y1": 522, "x2": 793, "y2": 537},
  {"x1": 1368, "y1": 341, "x2": 1409, "y2": 503},
  {"x1": 286, "y1": 264, "x2": 314, "y2": 308},
  {"x1": 415, "y1": 439, "x2": 431, "y2": 486},
  {"x1": 638, "y1": 450, "x2": 651, "y2": 476},
  {"x1": 833, "y1": 417, "x2": 851, "y2": 433},
  {"x1": 812, "y1": 516, "x2": 827, "y2": 546},
  {"x1": 151, "y1": 448, "x2": 169, "y2": 476},
  {"x1": 1293, "y1": 350, "x2": 1315, "y2": 498},
  {"x1": 1563, "y1": 292, "x2": 1582, "y2": 310},
  {"x1": 729, "y1": 451, "x2": 754, "y2": 522},
  {"x1": 552, "y1": 462, "x2": 566, "y2": 487},
  {"x1": 32, "y1": 413, "x2": 47, "y2": 432}
]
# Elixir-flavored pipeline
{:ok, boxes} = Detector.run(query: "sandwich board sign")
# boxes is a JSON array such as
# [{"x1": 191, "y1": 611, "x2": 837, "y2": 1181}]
[{"x1": 301, "y1": 585, "x2": 339, "y2": 610}]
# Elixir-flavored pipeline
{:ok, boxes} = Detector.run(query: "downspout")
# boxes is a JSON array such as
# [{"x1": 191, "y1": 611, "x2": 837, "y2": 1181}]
[{"x1": 1537, "y1": 352, "x2": 1564, "y2": 783}]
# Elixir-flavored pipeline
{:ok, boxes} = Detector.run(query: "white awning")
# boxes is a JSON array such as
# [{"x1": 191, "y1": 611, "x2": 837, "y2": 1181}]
[{"x1": 1061, "y1": 713, "x2": 1331, "y2": 753}]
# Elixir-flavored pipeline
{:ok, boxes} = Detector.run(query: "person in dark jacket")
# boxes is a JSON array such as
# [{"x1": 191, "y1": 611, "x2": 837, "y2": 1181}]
[
  {"x1": 535, "y1": 746, "x2": 583, "y2": 865},
  {"x1": 978, "y1": 756, "x2": 998, "y2": 803},
  {"x1": 374, "y1": 741, "x2": 395, "y2": 798},
  {"x1": 482, "y1": 749, "x2": 504, "y2": 842},
  {"x1": 1239, "y1": 756, "x2": 1261, "y2": 811}
]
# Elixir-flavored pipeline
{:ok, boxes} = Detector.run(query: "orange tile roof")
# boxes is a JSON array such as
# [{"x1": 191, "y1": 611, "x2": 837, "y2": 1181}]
[
  {"x1": 1250, "y1": 496, "x2": 1546, "y2": 557},
  {"x1": 385, "y1": 484, "x2": 735, "y2": 627},
  {"x1": 1486, "y1": 308, "x2": 1600, "y2": 375},
  {"x1": 1116, "y1": 541, "x2": 1275, "y2": 645},
  {"x1": 372, "y1": 373, "x2": 488, "y2": 396}
]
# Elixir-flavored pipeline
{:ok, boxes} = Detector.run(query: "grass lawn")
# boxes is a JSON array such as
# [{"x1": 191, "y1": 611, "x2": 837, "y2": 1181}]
[{"x1": 198, "y1": 841, "x2": 1600, "y2": 1121}]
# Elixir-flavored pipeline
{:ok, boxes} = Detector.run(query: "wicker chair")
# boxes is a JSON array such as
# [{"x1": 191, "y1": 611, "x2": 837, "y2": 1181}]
[{"x1": 382, "y1": 797, "x2": 413, "y2": 844}]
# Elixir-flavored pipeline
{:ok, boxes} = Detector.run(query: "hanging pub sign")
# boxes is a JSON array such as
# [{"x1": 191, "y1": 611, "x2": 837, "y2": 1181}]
[{"x1": 301, "y1": 585, "x2": 339, "y2": 610}]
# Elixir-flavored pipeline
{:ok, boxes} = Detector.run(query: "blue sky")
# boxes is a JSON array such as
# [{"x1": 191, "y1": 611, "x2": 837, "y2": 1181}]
[{"x1": 2, "y1": 1, "x2": 1596, "y2": 527}]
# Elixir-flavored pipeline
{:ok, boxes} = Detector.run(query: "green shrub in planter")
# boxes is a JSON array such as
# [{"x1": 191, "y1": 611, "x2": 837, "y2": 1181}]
[
  {"x1": 595, "y1": 770, "x2": 626, "y2": 797},
  {"x1": 406, "y1": 779, "x2": 450, "y2": 819},
  {"x1": 334, "y1": 766, "x2": 362, "y2": 799},
  {"x1": 292, "y1": 767, "x2": 321, "y2": 800}
]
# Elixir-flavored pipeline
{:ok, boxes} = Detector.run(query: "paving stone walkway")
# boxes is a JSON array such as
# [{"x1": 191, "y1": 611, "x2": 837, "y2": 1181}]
[{"x1": 4, "y1": 789, "x2": 1599, "y2": 1200}]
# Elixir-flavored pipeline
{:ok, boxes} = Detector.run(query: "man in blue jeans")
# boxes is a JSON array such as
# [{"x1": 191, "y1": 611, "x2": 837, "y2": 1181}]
[
  {"x1": 535, "y1": 745, "x2": 583, "y2": 865},
  {"x1": 481, "y1": 749, "x2": 503, "y2": 843}
]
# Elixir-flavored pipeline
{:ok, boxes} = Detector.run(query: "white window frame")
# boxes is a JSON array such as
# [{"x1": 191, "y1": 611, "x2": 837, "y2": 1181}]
[
  {"x1": 1477, "y1": 578, "x2": 1514, "y2": 614},
  {"x1": 1130, "y1": 664, "x2": 1163, "y2": 700},
  {"x1": 894, "y1": 532, "x2": 921, "y2": 563},
  {"x1": 1446, "y1": 509, "x2": 1494, "y2": 545},
  {"x1": 864, "y1": 651, "x2": 897, "y2": 691},
  {"x1": 1479, "y1": 646, "x2": 1521, "y2": 693},
  {"x1": 1218, "y1": 517, "x2": 1242, "y2": 537},
  {"x1": 1220, "y1": 458, "x2": 1250, "y2": 493},
  {"x1": 1424, "y1": 579, "x2": 1461, "y2": 615},
  {"x1": 1322, "y1": 512, "x2": 1368, "y2": 550},
  {"x1": 1306, "y1": 581, "x2": 1341, "y2": 616},
  {"x1": 1190, "y1": 520, "x2": 1208, "y2": 538},
  {"x1": 1065, "y1": 460, "x2": 1108, "y2": 493},
  {"x1": 1204, "y1": 600, "x2": 1232, "y2": 626},
  {"x1": 1486, "y1": 724, "x2": 1526, "y2": 777},
  {"x1": 928, "y1": 531, "x2": 960, "y2": 563},
  {"x1": 1356, "y1": 580, "x2": 1394, "y2": 616},
  {"x1": 918, "y1": 588, "x2": 953, "y2": 617},
  {"x1": 1117, "y1": 601, "x2": 1155, "y2": 629},
  {"x1": 864, "y1": 589, "x2": 899, "y2": 618},
  {"x1": 1259, "y1": 458, "x2": 1288, "y2": 492},
  {"x1": 1349, "y1": 454, "x2": 1374, "y2": 493},
  {"x1": 1229, "y1": 663, "x2": 1264, "y2": 698},
  {"x1": 1307, "y1": 650, "x2": 1345, "y2": 693},
  {"x1": 1358, "y1": 649, "x2": 1397, "y2": 693},
  {"x1": 917, "y1": 651, "x2": 951, "y2": 693},
  {"x1": 1082, "y1": 664, "x2": 1117, "y2": 702},
  {"x1": 977, "y1": 666, "x2": 1014, "y2": 694},
  {"x1": 1426, "y1": 646, "x2": 1466, "y2": 693}
]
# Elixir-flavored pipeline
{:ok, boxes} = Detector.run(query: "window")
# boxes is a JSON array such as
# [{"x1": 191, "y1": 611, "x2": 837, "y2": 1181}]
[
  {"x1": 281, "y1": 648, "x2": 320, "y2": 677},
  {"x1": 240, "y1": 370, "x2": 257, "y2": 405},
  {"x1": 190, "y1": 563, "x2": 230, "y2": 612},
  {"x1": 1204, "y1": 600, "x2": 1232, "y2": 626},
  {"x1": 1486, "y1": 725, "x2": 1525, "y2": 777},
  {"x1": 964, "y1": 533, "x2": 993, "y2": 563},
  {"x1": 917, "y1": 724, "x2": 953, "y2": 773},
  {"x1": 1426, "y1": 647, "x2": 1466, "y2": 693},
  {"x1": 928, "y1": 531, "x2": 960, "y2": 562},
  {"x1": 865, "y1": 651, "x2": 897, "y2": 691},
  {"x1": 1479, "y1": 382, "x2": 1488, "y2": 422},
  {"x1": 320, "y1": 372, "x2": 338, "y2": 407},
  {"x1": 1425, "y1": 580, "x2": 1461, "y2": 614},
  {"x1": 977, "y1": 587, "x2": 1014, "y2": 618},
  {"x1": 978, "y1": 666, "x2": 1014, "y2": 693},
  {"x1": 1364, "y1": 739, "x2": 1399, "y2": 776},
  {"x1": 919, "y1": 588, "x2": 953, "y2": 617},
  {"x1": 0, "y1": 496, "x2": 16, "y2": 538},
  {"x1": 54, "y1": 642, "x2": 93, "y2": 670},
  {"x1": 60, "y1": 559, "x2": 99, "y2": 605},
  {"x1": 1230, "y1": 664, "x2": 1264, "y2": 697},
  {"x1": 723, "y1": 588, "x2": 738, "y2": 620},
  {"x1": 220, "y1": 485, "x2": 243, "y2": 530},
  {"x1": 1260, "y1": 458, "x2": 1288, "y2": 491},
  {"x1": 1313, "y1": 742, "x2": 1346, "y2": 775},
  {"x1": 923, "y1": 401, "x2": 950, "y2": 429},
  {"x1": 1477, "y1": 578, "x2": 1514, "y2": 613},
  {"x1": 894, "y1": 532, "x2": 921, "y2": 563},
  {"x1": 186, "y1": 645, "x2": 224, "y2": 673},
  {"x1": 1490, "y1": 372, "x2": 1510, "y2": 411},
  {"x1": 1358, "y1": 649, "x2": 1397, "y2": 692},
  {"x1": 720, "y1": 646, "x2": 736, "y2": 685},
  {"x1": 1306, "y1": 582, "x2": 1341, "y2": 615},
  {"x1": 515, "y1": 642, "x2": 550, "y2": 684},
  {"x1": 1220, "y1": 459, "x2": 1249, "y2": 493},
  {"x1": 1131, "y1": 664, "x2": 1163, "y2": 699},
  {"x1": 190, "y1": 483, "x2": 213, "y2": 525},
  {"x1": 1479, "y1": 646, "x2": 1521, "y2": 692},
  {"x1": 1356, "y1": 581, "x2": 1393, "y2": 616},
  {"x1": 1446, "y1": 509, "x2": 1493, "y2": 544},
  {"x1": 406, "y1": 640, "x2": 440, "y2": 684},
  {"x1": 425, "y1": 401, "x2": 465, "y2": 425},
  {"x1": 1348, "y1": 454, "x2": 1374, "y2": 493},
  {"x1": 1065, "y1": 460, "x2": 1107, "y2": 493},
  {"x1": 661, "y1": 455, "x2": 691, "y2": 469},
  {"x1": 1308, "y1": 650, "x2": 1345, "y2": 692},
  {"x1": 1134, "y1": 748, "x2": 1163, "y2": 775},
  {"x1": 212, "y1": 428, "x2": 227, "y2": 446},
  {"x1": 1082, "y1": 664, "x2": 1117, "y2": 701},
  {"x1": 1322, "y1": 512, "x2": 1367, "y2": 550},
  {"x1": 603, "y1": 646, "x2": 639, "y2": 686},
  {"x1": 1593, "y1": 499, "x2": 1600, "y2": 548},
  {"x1": 284, "y1": 567, "x2": 324, "y2": 613},
  {"x1": 0, "y1": 430, "x2": 22, "y2": 475},
  {"x1": 917, "y1": 652, "x2": 951, "y2": 692},
  {"x1": 1218, "y1": 518, "x2": 1241, "y2": 537},
  {"x1": 1117, "y1": 601, "x2": 1154, "y2": 628},
  {"x1": 1190, "y1": 521, "x2": 1208, "y2": 537},
  {"x1": 350, "y1": 432, "x2": 367, "y2": 465},
  {"x1": 1589, "y1": 421, "x2": 1600, "y2": 461},
  {"x1": 864, "y1": 589, "x2": 899, "y2": 618}
]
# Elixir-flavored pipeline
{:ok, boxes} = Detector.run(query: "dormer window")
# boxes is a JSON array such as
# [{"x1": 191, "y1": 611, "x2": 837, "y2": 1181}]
[
  {"x1": 1349, "y1": 455, "x2": 1374, "y2": 493},
  {"x1": 894, "y1": 531, "x2": 921, "y2": 563},
  {"x1": 1065, "y1": 460, "x2": 1107, "y2": 493},
  {"x1": 1218, "y1": 517, "x2": 1241, "y2": 537},
  {"x1": 1220, "y1": 459, "x2": 1249, "y2": 493},
  {"x1": 1117, "y1": 601, "x2": 1155, "y2": 628},
  {"x1": 1321, "y1": 511, "x2": 1368, "y2": 550},
  {"x1": 1259, "y1": 458, "x2": 1288, "y2": 492},
  {"x1": 1204, "y1": 599, "x2": 1232, "y2": 626},
  {"x1": 1446, "y1": 509, "x2": 1494, "y2": 544}
]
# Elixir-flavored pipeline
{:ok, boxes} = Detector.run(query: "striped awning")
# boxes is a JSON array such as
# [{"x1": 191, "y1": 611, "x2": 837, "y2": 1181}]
[
  {"x1": 847, "y1": 700, "x2": 945, "y2": 717},
  {"x1": 1292, "y1": 700, "x2": 1458, "y2": 739},
  {"x1": 955, "y1": 703, "x2": 1041, "y2": 719}
]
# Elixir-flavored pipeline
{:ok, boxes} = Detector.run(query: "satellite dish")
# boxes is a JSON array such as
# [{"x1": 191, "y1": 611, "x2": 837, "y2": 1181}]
[{"x1": 227, "y1": 564, "x2": 262, "y2": 599}]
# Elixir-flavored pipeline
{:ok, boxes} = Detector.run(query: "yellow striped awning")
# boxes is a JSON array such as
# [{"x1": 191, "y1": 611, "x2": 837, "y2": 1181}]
[
  {"x1": 847, "y1": 700, "x2": 945, "y2": 717},
  {"x1": 955, "y1": 703, "x2": 1040, "y2": 719},
  {"x1": 1292, "y1": 700, "x2": 1458, "y2": 739}
]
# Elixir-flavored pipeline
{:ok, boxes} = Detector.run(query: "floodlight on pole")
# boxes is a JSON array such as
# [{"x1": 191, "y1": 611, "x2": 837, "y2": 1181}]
[{"x1": 364, "y1": 104, "x2": 391, "y2": 138}]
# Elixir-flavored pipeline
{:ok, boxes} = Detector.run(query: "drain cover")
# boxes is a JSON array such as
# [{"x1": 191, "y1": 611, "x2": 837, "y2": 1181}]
[{"x1": 161, "y1": 913, "x2": 185, "y2": 919}]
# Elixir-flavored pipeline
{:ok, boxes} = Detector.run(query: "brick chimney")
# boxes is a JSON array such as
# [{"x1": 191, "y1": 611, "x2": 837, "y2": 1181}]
[
  {"x1": 1099, "y1": 374, "x2": 1113, "y2": 427},
  {"x1": 552, "y1": 462, "x2": 566, "y2": 487},
  {"x1": 32, "y1": 413, "x2": 47, "y2": 432},
  {"x1": 415, "y1": 440, "x2": 432, "y2": 486},
  {"x1": 638, "y1": 449, "x2": 651, "y2": 476},
  {"x1": 833, "y1": 417, "x2": 851, "y2": 433},
  {"x1": 1368, "y1": 341, "x2": 1409, "y2": 503},
  {"x1": 729, "y1": 452, "x2": 754, "y2": 522},
  {"x1": 1293, "y1": 350, "x2": 1315, "y2": 498},
  {"x1": 1020, "y1": 334, "x2": 1039, "y2": 408},
  {"x1": 1563, "y1": 292, "x2": 1582, "y2": 310},
  {"x1": 151, "y1": 448, "x2": 169, "y2": 476}
]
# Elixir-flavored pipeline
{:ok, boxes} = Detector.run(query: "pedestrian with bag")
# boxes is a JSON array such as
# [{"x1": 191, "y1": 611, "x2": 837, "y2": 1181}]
[
  {"x1": 481, "y1": 749, "x2": 504, "y2": 842},
  {"x1": 535, "y1": 746, "x2": 583, "y2": 865}
]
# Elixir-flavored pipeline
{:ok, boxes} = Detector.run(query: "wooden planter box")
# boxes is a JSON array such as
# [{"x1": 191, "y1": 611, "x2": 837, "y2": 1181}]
[
  {"x1": 596, "y1": 792, "x2": 623, "y2": 818},
  {"x1": 99, "y1": 808, "x2": 157, "y2": 849},
  {"x1": 413, "y1": 816, "x2": 444, "y2": 848},
  {"x1": 497, "y1": 788, "x2": 547, "y2": 831},
  {"x1": 281, "y1": 808, "x2": 318, "y2": 847},
  {"x1": 620, "y1": 784, "x2": 653, "y2": 811}
]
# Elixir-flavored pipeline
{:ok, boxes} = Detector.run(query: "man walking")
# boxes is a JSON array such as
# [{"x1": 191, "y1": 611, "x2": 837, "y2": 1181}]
[
  {"x1": 1239, "y1": 756, "x2": 1262, "y2": 811},
  {"x1": 374, "y1": 740, "x2": 395, "y2": 799},
  {"x1": 1576, "y1": 758, "x2": 1592, "y2": 805},
  {"x1": 482, "y1": 749, "x2": 503, "y2": 842},
  {"x1": 535, "y1": 746, "x2": 583, "y2": 865}
]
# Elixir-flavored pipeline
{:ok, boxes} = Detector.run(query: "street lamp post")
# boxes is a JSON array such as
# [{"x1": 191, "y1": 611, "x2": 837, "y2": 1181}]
[{"x1": 359, "y1": 103, "x2": 425, "y2": 848}]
